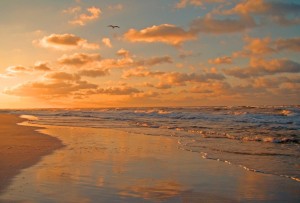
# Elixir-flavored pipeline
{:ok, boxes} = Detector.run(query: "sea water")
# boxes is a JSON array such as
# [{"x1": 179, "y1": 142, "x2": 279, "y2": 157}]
[{"x1": 4, "y1": 105, "x2": 300, "y2": 182}]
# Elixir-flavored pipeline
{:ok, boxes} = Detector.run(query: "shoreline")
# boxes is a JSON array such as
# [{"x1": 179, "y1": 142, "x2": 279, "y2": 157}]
[
  {"x1": 1, "y1": 114, "x2": 299, "y2": 202},
  {"x1": 1, "y1": 123, "x2": 299, "y2": 202},
  {"x1": 0, "y1": 114, "x2": 63, "y2": 193}
]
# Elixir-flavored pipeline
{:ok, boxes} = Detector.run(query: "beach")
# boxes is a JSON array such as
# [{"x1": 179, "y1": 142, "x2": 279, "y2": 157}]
[
  {"x1": 0, "y1": 114, "x2": 63, "y2": 193},
  {"x1": 0, "y1": 113, "x2": 299, "y2": 202}
]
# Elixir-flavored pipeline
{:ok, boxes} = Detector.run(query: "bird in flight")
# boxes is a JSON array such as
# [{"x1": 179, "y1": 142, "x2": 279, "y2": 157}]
[{"x1": 108, "y1": 25, "x2": 120, "y2": 29}]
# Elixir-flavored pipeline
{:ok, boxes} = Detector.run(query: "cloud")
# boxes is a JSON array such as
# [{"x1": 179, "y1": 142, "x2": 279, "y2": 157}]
[
  {"x1": 98, "y1": 49, "x2": 172, "y2": 70},
  {"x1": 253, "y1": 76, "x2": 300, "y2": 89},
  {"x1": 69, "y1": 7, "x2": 101, "y2": 26},
  {"x1": 190, "y1": 14, "x2": 256, "y2": 34},
  {"x1": 160, "y1": 72, "x2": 225, "y2": 86},
  {"x1": 46, "y1": 71, "x2": 80, "y2": 81},
  {"x1": 276, "y1": 37, "x2": 300, "y2": 52},
  {"x1": 102, "y1": 38, "x2": 112, "y2": 48},
  {"x1": 123, "y1": 67, "x2": 225, "y2": 88},
  {"x1": 108, "y1": 4, "x2": 123, "y2": 11},
  {"x1": 5, "y1": 71, "x2": 98, "y2": 98},
  {"x1": 234, "y1": 37, "x2": 300, "y2": 57},
  {"x1": 34, "y1": 33, "x2": 99, "y2": 50},
  {"x1": 6, "y1": 65, "x2": 30, "y2": 73},
  {"x1": 78, "y1": 69, "x2": 109, "y2": 77},
  {"x1": 224, "y1": 0, "x2": 300, "y2": 26},
  {"x1": 1, "y1": 62, "x2": 51, "y2": 78},
  {"x1": 58, "y1": 53, "x2": 101, "y2": 66},
  {"x1": 96, "y1": 86, "x2": 141, "y2": 95},
  {"x1": 5, "y1": 79, "x2": 97, "y2": 99},
  {"x1": 124, "y1": 24, "x2": 197, "y2": 46},
  {"x1": 63, "y1": 6, "x2": 81, "y2": 14},
  {"x1": 135, "y1": 56, "x2": 173, "y2": 66},
  {"x1": 175, "y1": 0, "x2": 224, "y2": 8},
  {"x1": 209, "y1": 56, "x2": 232, "y2": 64},
  {"x1": 122, "y1": 67, "x2": 164, "y2": 79},
  {"x1": 33, "y1": 62, "x2": 51, "y2": 71},
  {"x1": 116, "y1": 48, "x2": 131, "y2": 58},
  {"x1": 190, "y1": 81, "x2": 230, "y2": 95},
  {"x1": 224, "y1": 58, "x2": 300, "y2": 78},
  {"x1": 132, "y1": 91, "x2": 160, "y2": 98}
]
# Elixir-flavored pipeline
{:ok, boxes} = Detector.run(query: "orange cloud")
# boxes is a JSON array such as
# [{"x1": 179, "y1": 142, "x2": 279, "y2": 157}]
[
  {"x1": 63, "y1": 6, "x2": 81, "y2": 14},
  {"x1": 132, "y1": 90, "x2": 160, "y2": 98},
  {"x1": 95, "y1": 86, "x2": 141, "y2": 95},
  {"x1": 122, "y1": 67, "x2": 163, "y2": 79},
  {"x1": 69, "y1": 7, "x2": 101, "y2": 26},
  {"x1": 123, "y1": 67, "x2": 225, "y2": 87},
  {"x1": 46, "y1": 71, "x2": 80, "y2": 81},
  {"x1": 190, "y1": 14, "x2": 256, "y2": 34},
  {"x1": 33, "y1": 62, "x2": 51, "y2": 71},
  {"x1": 6, "y1": 65, "x2": 30, "y2": 73},
  {"x1": 5, "y1": 71, "x2": 98, "y2": 98},
  {"x1": 135, "y1": 56, "x2": 173, "y2": 66},
  {"x1": 159, "y1": 72, "x2": 225, "y2": 86},
  {"x1": 34, "y1": 34, "x2": 99, "y2": 50},
  {"x1": 79, "y1": 69, "x2": 109, "y2": 78},
  {"x1": 116, "y1": 48, "x2": 131, "y2": 58},
  {"x1": 175, "y1": 0, "x2": 224, "y2": 8},
  {"x1": 5, "y1": 80, "x2": 97, "y2": 98},
  {"x1": 209, "y1": 56, "x2": 232, "y2": 64},
  {"x1": 190, "y1": 81, "x2": 230, "y2": 95},
  {"x1": 58, "y1": 53, "x2": 101, "y2": 66},
  {"x1": 102, "y1": 38, "x2": 112, "y2": 48},
  {"x1": 224, "y1": 58, "x2": 300, "y2": 78},
  {"x1": 124, "y1": 24, "x2": 197, "y2": 46},
  {"x1": 224, "y1": 0, "x2": 300, "y2": 26},
  {"x1": 234, "y1": 37, "x2": 300, "y2": 57}
]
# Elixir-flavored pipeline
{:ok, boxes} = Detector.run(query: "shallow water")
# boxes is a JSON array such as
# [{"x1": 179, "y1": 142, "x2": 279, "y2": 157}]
[
  {"x1": 4, "y1": 106, "x2": 299, "y2": 182},
  {"x1": 1, "y1": 125, "x2": 299, "y2": 202}
]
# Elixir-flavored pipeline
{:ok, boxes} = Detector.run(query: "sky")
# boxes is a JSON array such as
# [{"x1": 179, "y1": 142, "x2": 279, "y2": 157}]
[{"x1": 0, "y1": 0, "x2": 299, "y2": 108}]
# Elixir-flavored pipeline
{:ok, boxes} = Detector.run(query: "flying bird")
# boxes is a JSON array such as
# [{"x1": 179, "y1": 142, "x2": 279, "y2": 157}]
[{"x1": 108, "y1": 25, "x2": 120, "y2": 29}]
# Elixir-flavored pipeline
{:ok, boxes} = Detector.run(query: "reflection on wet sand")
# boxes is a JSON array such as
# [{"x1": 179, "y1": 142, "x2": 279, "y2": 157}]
[
  {"x1": 0, "y1": 125, "x2": 299, "y2": 202},
  {"x1": 119, "y1": 179, "x2": 187, "y2": 201}
]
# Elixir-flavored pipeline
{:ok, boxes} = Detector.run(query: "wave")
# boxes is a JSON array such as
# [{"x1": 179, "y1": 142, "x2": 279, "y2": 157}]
[
  {"x1": 177, "y1": 141, "x2": 300, "y2": 182},
  {"x1": 279, "y1": 110, "x2": 296, "y2": 116}
]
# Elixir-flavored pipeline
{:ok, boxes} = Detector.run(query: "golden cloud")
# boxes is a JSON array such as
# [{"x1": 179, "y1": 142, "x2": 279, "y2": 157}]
[
  {"x1": 5, "y1": 71, "x2": 98, "y2": 98},
  {"x1": 190, "y1": 14, "x2": 256, "y2": 34},
  {"x1": 79, "y1": 69, "x2": 109, "y2": 78},
  {"x1": 234, "y1": 37, "x2": 300, "y2": 57},
  {"x1": 124, "y1": 24, "x2": 197, "y2": 46},
  {"x1": 69, "y1": 7, "x2": 101, "y2": 26},
  {"x1": 58, "y1": 53, "x2": 101, "y2": 66},
  {"x1": 45, "y1": 71, "x2": 80, "y2": 81},
  {"x1": 175, "y1": 0, "x2": 224, "y2": 8},
  {"x1": 63, "y1": 6, "x2": 81, "y2": 14},
  {"x1": 209, "y1": 56, "x2": 232, "y2": 64},
  {"x1": 96, "y1": 86, "x2": 141, "y2": 95},
  {"x1": 224, "y1": 58, "x2": 300, "y2": 78},
  {"x1": 33, "y1": 62, "x2": 51, "y2": 71},
  {"x1": 6, "y1": 65, "x2": 29, "y2": 72},
  {"x1": 5, "y1": 80, "x2": 97, "y2": 98},
  {"x1": 102, "y1": 38, "x2": 112, "y2": 48},
  {"x1": 34, "y1": 33, "x2": 99, "y2": 50},
  {"x1": 224, "y1": 0, "x2": 300, "y2": 26}
]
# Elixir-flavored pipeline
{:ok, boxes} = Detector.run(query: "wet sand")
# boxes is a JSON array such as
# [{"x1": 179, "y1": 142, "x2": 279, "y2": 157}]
[
  {"x1": 0, "y1": 114, "x2": 63, "y2": 193},
  {"x1": 0, "y1": 123, "x2": 299, "y2": 202}
]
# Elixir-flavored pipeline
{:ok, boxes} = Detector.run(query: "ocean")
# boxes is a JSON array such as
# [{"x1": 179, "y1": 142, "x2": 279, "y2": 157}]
[{"x1": 3, "y1": 105, "x2": 300, "y2": 182}]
